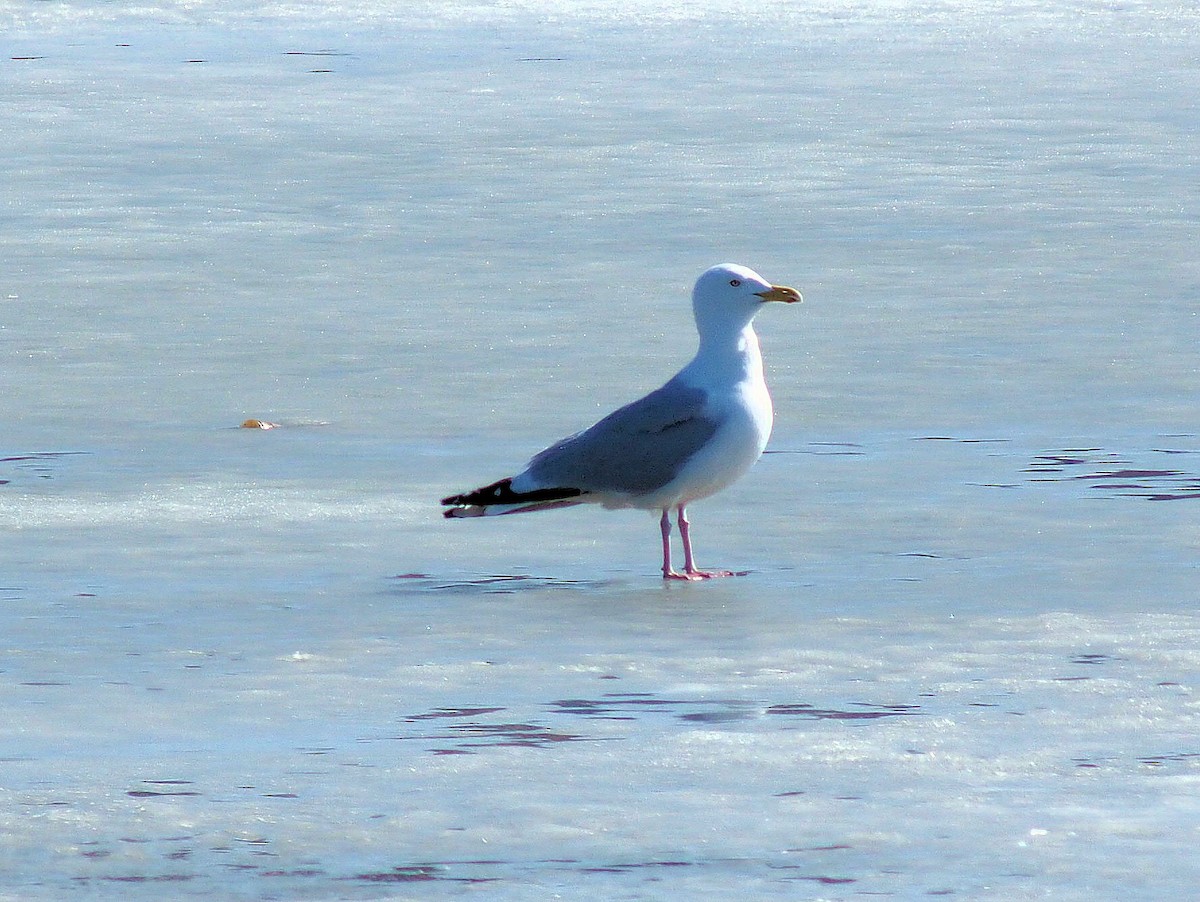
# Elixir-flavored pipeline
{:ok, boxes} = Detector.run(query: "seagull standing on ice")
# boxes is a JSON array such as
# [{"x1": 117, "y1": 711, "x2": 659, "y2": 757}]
[{"x1": 441, "y1": 263, "x2": 802, "y2": 580}]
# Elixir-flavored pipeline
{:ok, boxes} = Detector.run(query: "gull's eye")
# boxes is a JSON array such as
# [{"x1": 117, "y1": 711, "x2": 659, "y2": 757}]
[{"x1": 729, "y1": 279, "x2": 741, "y2": 287}]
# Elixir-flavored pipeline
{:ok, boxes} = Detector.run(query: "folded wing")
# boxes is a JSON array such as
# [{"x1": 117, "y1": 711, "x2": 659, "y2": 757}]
[
  {"x1": 441, "y1": 377, "x2": 719, "y2": 517},
  {"x1": 520, "y1": 377, "x2": 718, "y2": 497}
]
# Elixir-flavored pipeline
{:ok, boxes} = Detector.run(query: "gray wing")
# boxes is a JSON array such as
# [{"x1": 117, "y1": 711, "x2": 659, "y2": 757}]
[{"x1": 523, "y1": 377, "x2": 719, "y2": 496}]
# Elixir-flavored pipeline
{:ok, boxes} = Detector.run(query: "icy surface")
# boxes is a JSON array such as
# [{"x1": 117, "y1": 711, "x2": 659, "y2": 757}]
[{"x1": 2, "y1": 1, "x2": 1199, "y2": 899}]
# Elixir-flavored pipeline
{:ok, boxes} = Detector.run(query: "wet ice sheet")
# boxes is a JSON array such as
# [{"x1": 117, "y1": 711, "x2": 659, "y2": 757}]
[
  {"x1": 4, "y1": 434, "x2": 1200, "y2": 899},
  {"x1": 5, "y1": 603, "x2": 1200, "y2": 899},
  {"x1": 5, "y1": 1, "x2": 1199, "y2": 444},
  {"x1": 3, "y1": 0, "x2": 1200, "y2": 899}
]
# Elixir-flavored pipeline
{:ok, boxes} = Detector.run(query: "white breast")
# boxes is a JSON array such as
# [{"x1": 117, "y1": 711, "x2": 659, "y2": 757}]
[{"x1": 631, "y1": 371, "x2": 772, "y2": 511}]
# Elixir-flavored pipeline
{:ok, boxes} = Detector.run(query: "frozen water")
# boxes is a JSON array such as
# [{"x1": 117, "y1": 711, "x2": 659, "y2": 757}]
[{"x1": 2, "y1": 1, "x2": 1199, "y2": 899}]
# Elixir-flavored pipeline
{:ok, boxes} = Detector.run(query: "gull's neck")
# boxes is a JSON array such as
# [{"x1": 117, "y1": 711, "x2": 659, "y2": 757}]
[{"x1": 681, "y1": 322, "x2": 764, "y2": 389}]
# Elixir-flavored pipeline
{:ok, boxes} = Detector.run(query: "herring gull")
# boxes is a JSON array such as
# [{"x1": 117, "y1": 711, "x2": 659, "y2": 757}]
[{"x1": 441, "y1": 263, "x2": 801, "y2": 580}]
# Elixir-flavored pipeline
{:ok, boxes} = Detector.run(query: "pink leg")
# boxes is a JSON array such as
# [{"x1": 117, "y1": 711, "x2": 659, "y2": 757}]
[
  {"x1": 660, "y1": 508, "x2": 678, "y2": 579},
  {"x1": 677, "y1": 505, "x2": 734, "y2": 579},
  {"x1": 661, "y1": 508, "x2": 696, "y2": 580}
]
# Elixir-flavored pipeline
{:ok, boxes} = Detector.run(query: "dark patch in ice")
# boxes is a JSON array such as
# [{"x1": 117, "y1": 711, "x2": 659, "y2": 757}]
[
  {"x1": 128, "y1": 780, "x2": 201, "y2": 798},
  {"x1": 389, "y1": 692, "x2": 922, "y2": 756},
  {"x1": 678, "y1": 711, "x2": 753, "y2": 724},
  {"x1": 1070, "y1": 653, "x2": 1120, "y2": 665},
  {"x1": 1027, "y1": 447, "x2": 1200, "y2": 500},
  {"x1": 406, "y1": 706, "x2": 506, "y2": 720},
  {"x1": 548, "y1": 694, "x2": 760, "y2": 723},
  {"x1": 417, "y1": 573, "x2": 612, "y2": 594},
  {"x1": 1026, "y1": 449, "x2": 1105, "y2": 473},
  {"x1": 578, "y1": 860, "x2": 699, "y2": 874},
  {"x1": 764, "y1": 441, "x2": 865, "y2": 456},
  {"x1": 777, "y1": 873, "x2": 857, "y2": 885},
  {"x1": 1138, "y1": 752, "x2": 1200, "y2": 768},
  {"x1": 553, "y1": 693, "x2": 921, "y2": 725},
  {"x1": 79, "y1": 852, "x2": 878, "y2": 890},
  {"x1": 375, "y1": 707, "x2": 601, "y2": 752},
  {"x1": 434, "y1": 722, "x2": 592, "y2": 748},
  {"x1": 767, "y1": 702, "x2": 920, "y2": 721},
  {"x1": 1086, "y1": 469, "x2": 1184, "y2": 480},
  {"x1": 0, "y1": 451, "x2": 88, "y2": 484},
  {"x1": 262, "y1": 868, "x2": 325, "y2": 878},
  {"x1": 353, "y1": 869, "x2": 436, "y2": 883},
  {"x1": 623, "y1": 860, "x2": 693, "y2": 867},
  {"x1": 348, "y1": 864, "x2": 497, "y2": 884},
  {"x1": 127, "y1": 789, "x2": 202, "y2": 797},
  {"x1": 913, "y1": 436, "x2": 1010, "y2": 444},
  {"x1": 1076, "y1": 751, "x2": 1200, "y2": 771}
]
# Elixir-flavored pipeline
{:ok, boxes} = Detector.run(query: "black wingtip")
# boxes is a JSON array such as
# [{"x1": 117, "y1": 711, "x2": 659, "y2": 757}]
[
  {"x1": 440, "y1": 477, "x2": 585, "y2": 509},
  {"x1": 440, "y1": 478, "x2": 513, "y2": 508}
]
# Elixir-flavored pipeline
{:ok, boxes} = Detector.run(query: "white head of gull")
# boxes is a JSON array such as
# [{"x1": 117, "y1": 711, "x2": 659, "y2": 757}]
[{"x1": 441, "y1": 263, "x2": 802, "y2": 580}]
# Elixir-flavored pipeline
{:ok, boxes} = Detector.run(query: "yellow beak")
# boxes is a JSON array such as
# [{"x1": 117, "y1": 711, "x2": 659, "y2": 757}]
[{"x1": 755, "y1": 284, "x2": 803, "y2": 304}]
